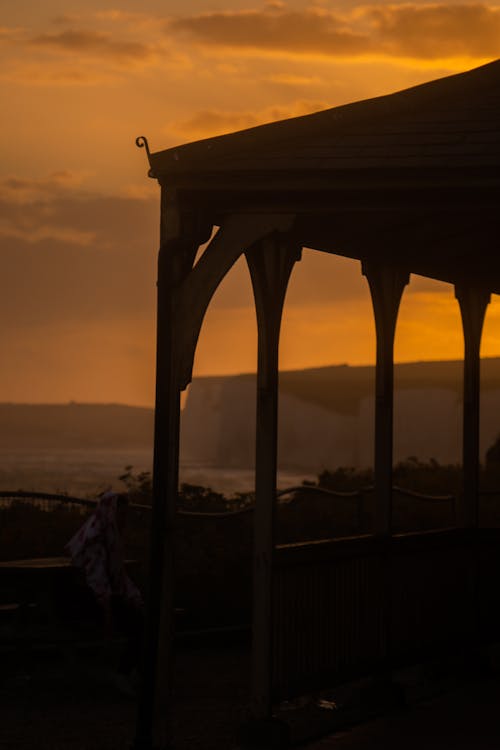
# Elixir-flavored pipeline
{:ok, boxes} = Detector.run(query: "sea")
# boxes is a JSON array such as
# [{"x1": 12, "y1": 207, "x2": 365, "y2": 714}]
[{"x1": 0, "y1": 448, "x2": 314, "y2": 498}]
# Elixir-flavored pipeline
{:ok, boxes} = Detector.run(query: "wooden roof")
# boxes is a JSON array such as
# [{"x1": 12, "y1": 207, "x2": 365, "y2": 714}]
[
  {"x1": 150, "y1": 59, "x2": 500, "y2": 185},
  {"x1": 146, "y1": 60, "x2": 500, "y2": 293}
]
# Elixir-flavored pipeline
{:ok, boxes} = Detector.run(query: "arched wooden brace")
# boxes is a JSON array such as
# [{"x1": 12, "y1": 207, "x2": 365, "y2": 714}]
[
  {"x1": 134, "y1": 189, "x2": 212, "y2": 750},
  {"x1": 245, "y1": 234, "x2": 301, "y2": 721},
  {"x1": 173, "y1": 213, "x2": 295, "y2": 389},
  {"x1": 362, "y1": 262, "x2": 409, "y2": 537},
  {"x1": 455, "y1": 284, "x2": 490, "y2": 528},
  {"x1": 134, "y1": 207, "x2": 296, "y2": 750}
]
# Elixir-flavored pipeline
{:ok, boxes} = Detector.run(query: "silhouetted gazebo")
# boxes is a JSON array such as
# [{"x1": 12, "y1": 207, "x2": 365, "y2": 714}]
[{"x1": 134, "y1": 60, "x2": 500, "y2": 749}]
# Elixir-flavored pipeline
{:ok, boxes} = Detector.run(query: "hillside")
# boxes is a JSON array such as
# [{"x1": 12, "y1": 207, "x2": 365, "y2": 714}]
[
  {"x1": 3, "y1": 357, "x2": 500, "y2": 459},
  {"x1": 0, "y1": 403, "x2": 154, "y2": 450},
  {"x1": 245, "y1": 358, "x2": 500, "y2": 417}
]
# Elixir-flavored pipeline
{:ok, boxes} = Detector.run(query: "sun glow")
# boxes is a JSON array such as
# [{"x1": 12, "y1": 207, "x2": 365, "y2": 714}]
[{"x1": 2, "y1": 1, "x2": 500, "y2": 402}]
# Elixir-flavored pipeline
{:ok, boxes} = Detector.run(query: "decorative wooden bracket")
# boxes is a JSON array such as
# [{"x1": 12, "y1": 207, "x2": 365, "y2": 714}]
[
  {"x1": 158, "y1": 189, "x2": 213, "y2": 290},
  {"x1": 246, "y1": 234, "x2": 301, "y2": 386},
  {"x1": 173, "y1": 214, "x2": 295, "y2": 390}
]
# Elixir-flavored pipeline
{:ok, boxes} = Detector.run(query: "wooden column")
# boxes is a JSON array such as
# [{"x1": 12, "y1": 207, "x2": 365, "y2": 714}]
[
  {"x1": 363, "y1": 263, "x2": 409, "y2": 537},
  {"x1": 134, "y1": 191, "x2": 208, "y2": 750},
  {"x1": 455, "y1": 285, "x2": 490, "y2": 528},
  {"x1": 246, "y1": 234, "x2": 299, "y2": 722}
]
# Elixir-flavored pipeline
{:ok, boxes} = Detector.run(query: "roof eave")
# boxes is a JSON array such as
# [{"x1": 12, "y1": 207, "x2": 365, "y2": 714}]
[{"x1": 148, "y1": 164, "x2": 500, "y2": 192}]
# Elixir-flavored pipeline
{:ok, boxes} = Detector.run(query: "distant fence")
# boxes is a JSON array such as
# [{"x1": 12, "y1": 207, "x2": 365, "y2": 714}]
[
  {"x1": 390, "y1": 485, "x2": 457, "y2": 528},
  {"x1": 0, "y1": 484, "x2": 457, "y2": 521},
  {"x1": 0, "y1": 491, "x2": 96, "y2": 513},
  {"x1": 0, "y1": 490, "x2": 155, "y2": 514},
  {"x1": 0, "y1": 485, "x2": 460, "y2": 568}
]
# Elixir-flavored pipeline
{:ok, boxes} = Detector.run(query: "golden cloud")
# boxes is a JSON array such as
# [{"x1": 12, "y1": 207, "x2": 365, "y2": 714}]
[
  {"x1": 0, "y1": 25, "x2": 24, "y2": 41},
  {"x1": 29, "y1": 29, "x2": 155, "y2": 62},
  {"x1": 0, "y1": 177, "x2": 159, "y2": 333},
  {"x1": 169, "y1": 4, "x2": 500, "y2": 62},
  {"x1": 368, "y1": 4, "x2": 500, "y2": 59},
  {"x1": 0, "y1": 220, "x2": 95, "y2": 247},
  {"x1": 0, "y1": 63, "x2": 119, "y2": 86},
  {"x1": 0, "y1": 173, "x2": 91, "y2": 204},
  {"x1": 170, "y1": 8, "x2": 373, "y2": 58},
  {"x1": 266, "y1": 73, "x2": 323, "y2": 87},
  {"x1": 0, "y1": 18, "x2": 188, "y2": 84},
  {"x1": 170, "y1": 99, "x2": 328, "y2": 138}
]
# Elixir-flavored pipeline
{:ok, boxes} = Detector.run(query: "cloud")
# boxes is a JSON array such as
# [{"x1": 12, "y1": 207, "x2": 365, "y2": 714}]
[
  {"x1": 29, "y1": 29, "x2": 155, "y2": 62},
  {"x1": 0, "y1": 172, "x2": 90, "y2": 204},
  {"x1": 368, "y1": 3, "x2": 500, "y2": 59},
  {"x1": 170, "y1": 99, "x2": 328, "y2": 138},
  {"x1": 170, "y1": 8, "x2": 373, "y2": 59},
  {"x1": 0, "y1": 26, "x2": 24, "y2": 41},
  {"x1": 93, "y1": 10, "x2": 160, "y2": 27},
  {"x1": 0, "y1": 17, "x2": 188, "y2": 85},
  {"x1": 169, "y1": 4, "x2": 500, "y2": 62},
  {"x1": 0, "y1": 220, "x2": 95, "y2": 247},
  {"x1": 0, "y1": 174, "x2": 163, "y2": 404},
  {"x1": 0, "y1": 60, "x2": 119, "y2": 86},
  {"x1": 265, "y1": 73, "x2": 323, "y2": 87},
  {"x1": 0, "y1": 176, "x2": 159, "y2": 329}
]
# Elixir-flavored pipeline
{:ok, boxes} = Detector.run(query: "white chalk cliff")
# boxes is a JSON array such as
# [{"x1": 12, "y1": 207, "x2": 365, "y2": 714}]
[{"x1": 180, "y1": 359, "x2": 500, "y2": 472}]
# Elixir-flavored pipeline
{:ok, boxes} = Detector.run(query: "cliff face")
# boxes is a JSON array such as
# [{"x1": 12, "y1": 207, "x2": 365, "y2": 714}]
[
  {"x1": 4, "y1": 358, "x2": 500, "y2": 474},
  {"x1": 180, "y1": 360, "x2": 500, "y2": 472}
]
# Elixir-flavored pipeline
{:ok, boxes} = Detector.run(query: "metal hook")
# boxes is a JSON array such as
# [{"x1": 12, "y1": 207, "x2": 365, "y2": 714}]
[{"x1": 135, "y1": 135, "x2": 151, "y2": 159}]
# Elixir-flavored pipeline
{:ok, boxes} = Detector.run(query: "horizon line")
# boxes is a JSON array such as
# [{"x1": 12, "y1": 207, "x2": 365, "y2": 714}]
[{"x1": 3, "y1": 354, "x2": 500, "y2": 408}]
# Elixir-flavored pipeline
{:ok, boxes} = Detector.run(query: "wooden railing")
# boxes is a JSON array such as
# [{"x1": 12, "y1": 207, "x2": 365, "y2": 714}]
[
  {"x1": 273, "y1": 534, "x2": 383, "y2": 699},
  {"x1": 272, "y1": 527, "x2": 500, "y2": 701},
  {"x1": 4, "y1": 489, "x2": 500, "y2": 701}
]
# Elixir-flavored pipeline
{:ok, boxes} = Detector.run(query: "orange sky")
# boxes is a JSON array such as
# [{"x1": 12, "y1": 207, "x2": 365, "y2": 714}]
[{"x1": 2, "y1": 1, "x2": 500, "y2": 405}]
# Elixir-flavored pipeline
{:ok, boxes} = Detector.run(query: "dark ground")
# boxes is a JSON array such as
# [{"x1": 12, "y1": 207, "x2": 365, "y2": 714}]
[
  {"x1": 0, "y1": 640, "x2": 251, "y2": 750},
  {"x1": 3, "y1": 641, "x2": 500, "y2": 750},
  {"x1": 309, "y1": 674, "x2": 500, "y2": 750}
]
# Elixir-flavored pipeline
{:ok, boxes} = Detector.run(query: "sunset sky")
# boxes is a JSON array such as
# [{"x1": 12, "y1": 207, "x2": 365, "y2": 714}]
[{"x1": 3, "y1": 1, "x2": 500, "y2": 406}]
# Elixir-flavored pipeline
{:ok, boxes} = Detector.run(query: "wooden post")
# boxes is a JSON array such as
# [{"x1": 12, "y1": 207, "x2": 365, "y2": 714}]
[
  {"x1": 455, "y1": 285, "x2": 490, "y2": 655},
  {"x1": 455, "y1": 285, "x2": 490, "y2": 529},
  {"x1": 134, "y1": 208, "x2": 294, "y2": 749},
  {"x1": 363, "y1": 263, "x2": 408, "y2": 679},
  {"x1": 362, "y1": 263, "x2": 409, "y2": 537},
  {"x1": 134, "y1": 190, "x2": 206, "y2": 750},
  {"x1": 246, "y1": 235, "x2": 299, "y2": 723}
]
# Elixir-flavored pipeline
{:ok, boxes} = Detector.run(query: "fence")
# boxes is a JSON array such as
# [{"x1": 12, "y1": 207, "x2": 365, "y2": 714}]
[
  {"x1": 0, "y1": 484, "x2": 459, "y2": 556},
  {"x1": 2, "y1": 488, "x2": 500, "y2": 697},
  {"x1": 272, "y1": 527, "x2": 500, "y2": 701},
  {"x1": 0, "y1": 490, "x2": 96, "y2": 512},
  {"x1": 0, "y1": 484, "x2": 458, "y2": 563},
  {"x1": 479, "y1": 489, "x2": 500, "y2": 527},
  {"x1": 276, "y1": 484, "x2": 457, "y2": 537}
]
